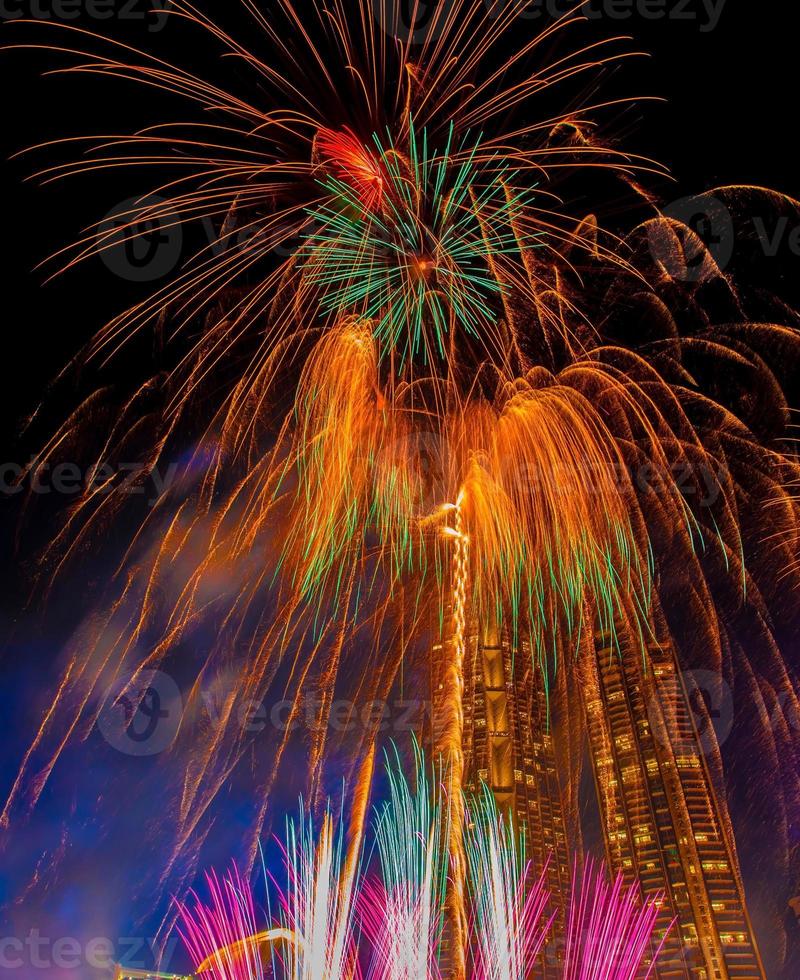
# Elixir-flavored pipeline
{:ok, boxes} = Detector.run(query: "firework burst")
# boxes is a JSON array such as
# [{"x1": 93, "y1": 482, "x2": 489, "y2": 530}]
[
  {"x1": 464, "y1": 787, "x2": 553, "y2": 980},
  {"x1": 4, "y1": 1, "x2": 800, "y2": 966},
  {"x1": 272, "y1": 807, "x2": 360, "y2": 980},
  {"x1": 175, "y1": 751, "x2": 670, "y2": 980},
  {"x1": 361, "y1": 745, "x2": 447, "y2": 980},
  {"x1": 302, "y1": 119, "x2": 534, "y2": 370},
  {"x1": 562, "y1": 861, "x2": 672, "y2": 980},
  {"x1": 178, "y1": 866, "x2": 268, "y2": 980}
]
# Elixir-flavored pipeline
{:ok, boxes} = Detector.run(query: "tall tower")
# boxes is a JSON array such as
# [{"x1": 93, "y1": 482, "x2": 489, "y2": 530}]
[
  {"x1": 581, "y1": 626, "x2": 765, "y2": 979},
  {"x1": 460, "y1": 615, "x2": 571, "y2": 977}
]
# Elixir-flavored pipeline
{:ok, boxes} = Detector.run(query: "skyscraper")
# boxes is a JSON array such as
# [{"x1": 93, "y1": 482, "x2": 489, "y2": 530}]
[
  {"x1": 460, "y1": 615, "x2": 571, "y2": 978},
  {"x1": 433, "y1": 599, "x2": 765, "y2": 980},
  {"x1": 581, "y1": 626, "x2": 765, "y2": 979}
]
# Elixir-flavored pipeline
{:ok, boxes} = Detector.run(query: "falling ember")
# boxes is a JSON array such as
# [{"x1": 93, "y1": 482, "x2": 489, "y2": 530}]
[
  {"x1": 280, "y1": 322, "x2": 653, "y2": 667},
  {"x1": 4, "y1": 1, "x2": 800, "y2": 970}
]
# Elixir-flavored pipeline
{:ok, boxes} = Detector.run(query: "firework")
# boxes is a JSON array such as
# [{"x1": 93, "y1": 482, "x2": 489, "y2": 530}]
[
  {"x1": 180, "y1": 807, "x2": 360, "y2": 980},
  {"x1": 315, "y1": 127, "x2": 386, "y2": 213},
  {"x1": 5, "y1": 0, "x2": 800, "y2": 968},
  {"x1": 174, "y1": 752, "x2": 668, "y2": 980},
  {"x1": 562, "y1": 861, "x2": 672, "y2": 980},
  {"x1": 361, "y1": 744, "x2": 447, "y2": 980},
  {"x1": 177, "y1": 866, "x2": 268, "y2": 980},
  {"x1": 464, "y1": 787, "x2": 553, "y2": 980},
  {"x1": 303, "y1": 119, "x2": 533, "y2": 368},
  {"x1": 273, "y1": 806, "x2": 360, "y2": 980}
]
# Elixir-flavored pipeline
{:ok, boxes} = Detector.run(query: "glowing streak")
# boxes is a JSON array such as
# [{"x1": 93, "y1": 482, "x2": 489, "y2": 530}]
[
  {"x1": 435, "y1": 495, "x2": 470, "y2": 980},
  {"x1": 302, "y1": 119, "x2": 533, "y2": 370},
  {"x1": 195, "y1": 930, "x2": 297, "y2": 977},
  {"x1": 176, "y1": 755, "x2": 674, "y2": 980},
  {"x1": 177, "y1": 867, "x2": 267, "y2": 980},
  {"x1": 316, "y1": 127, "x2": 385, "y2": 211},
  {"x1": 7, "y1": 2, "x2": 800, "y2": 938},
  {"x1": 282, "y1": 331, "x2": 654, "y2": 678},
  {"x1": 362, "y1": 743, "x2": 447, "y2": 980},
  {"x1": 563, "y1": 860, "x2": 673, "y2": 980},
  {"x1": 464, "y1": 787, "x2": 554, "y2": 979},
  {"x1": 275, "y1": 807, "x2": 360, "y2": 980}
]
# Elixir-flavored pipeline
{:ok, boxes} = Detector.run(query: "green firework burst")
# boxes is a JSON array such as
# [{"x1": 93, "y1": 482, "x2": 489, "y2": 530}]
[{"x1": 301, "y1": 120, "x2": 537, "y2": 366}]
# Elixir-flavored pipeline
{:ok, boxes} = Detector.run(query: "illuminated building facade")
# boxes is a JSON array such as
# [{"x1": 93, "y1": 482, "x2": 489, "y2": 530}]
[
  {"x1": 581, "y1": 627, "x2": 766, "y2": 980},
  {"x1": 459, "y1": 615, "x2": 571, "y2": 978},
  {"x1": 431, "y1": 600, "x2": 766, "y2": 980}
]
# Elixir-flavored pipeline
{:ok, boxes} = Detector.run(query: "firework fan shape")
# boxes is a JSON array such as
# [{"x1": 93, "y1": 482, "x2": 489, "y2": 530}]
[
  {"x1": 3, "y1": 0, "x2": 800, "y2": 971},
  {"x1": 177, "y1": 754, "x2": 670, "y2": 979}
]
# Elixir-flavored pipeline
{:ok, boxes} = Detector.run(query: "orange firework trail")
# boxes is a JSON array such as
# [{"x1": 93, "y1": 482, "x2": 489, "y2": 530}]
[
  {"x1": 3, "y1": 0, "x2": 800, "y2": 963},
  {"x1": 437, "y1": 494, "x2": 470, "y2": 980}
]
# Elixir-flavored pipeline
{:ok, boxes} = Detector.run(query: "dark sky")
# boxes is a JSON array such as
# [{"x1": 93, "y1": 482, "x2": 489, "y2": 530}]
[
  {"x1": 2, "y1": 1, "x2": 800, "y2": 440},
  {"x1": 2, "y1": 2, "x2": 800, "y2": 977}
]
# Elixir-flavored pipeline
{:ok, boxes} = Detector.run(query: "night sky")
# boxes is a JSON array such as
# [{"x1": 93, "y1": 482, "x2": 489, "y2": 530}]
[{"x1": 2, "y1": 2, "x2": 800, "y2": 977}]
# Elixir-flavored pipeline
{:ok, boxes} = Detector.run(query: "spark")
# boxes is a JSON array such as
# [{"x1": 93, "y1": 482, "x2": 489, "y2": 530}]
[
  {"x1": 464, "y1": 787, "x2": 553, "y2": 980},
  {"x1": 562, "y1": 860, "x2": 673, "y2": 980}
]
